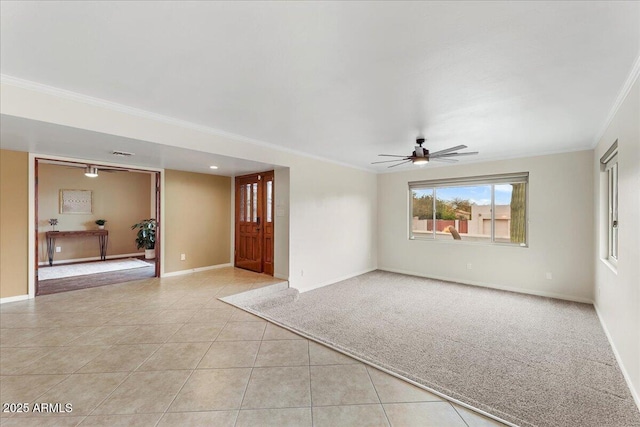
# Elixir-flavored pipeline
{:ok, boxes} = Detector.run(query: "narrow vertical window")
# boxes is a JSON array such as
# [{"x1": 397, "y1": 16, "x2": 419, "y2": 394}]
[
  {"x1": 245, "y1": 184, "x2": 251, "y2": 222},
  {"x1": 601, "y1": 141, "x2": 618, "y2": 265},
  {"x1": 266, "y1": 180, "x2": 273, "y2": 223},
  {"x1": 240, "y1": 184, "x2": 245, "y2": 222},
  {"x1": 252, "y1": 183, "x2": 258, "y2": 222},
  {"x1": 609, "y1": 160, "x2": 618, "y2": 261}
]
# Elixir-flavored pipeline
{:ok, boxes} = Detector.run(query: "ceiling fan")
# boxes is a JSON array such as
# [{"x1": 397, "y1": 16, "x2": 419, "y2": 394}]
[{"x1": 372, "y1": 137, "x2": 478, "y2": 168}]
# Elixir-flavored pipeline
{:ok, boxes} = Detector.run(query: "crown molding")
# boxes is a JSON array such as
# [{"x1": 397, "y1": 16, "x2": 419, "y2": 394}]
[
  {"x1": 0, "y1": 74, "x2": 374, "y2": 174},
  {"x1": 592, "y1": 52, "x2": 640, "y2": 147}
]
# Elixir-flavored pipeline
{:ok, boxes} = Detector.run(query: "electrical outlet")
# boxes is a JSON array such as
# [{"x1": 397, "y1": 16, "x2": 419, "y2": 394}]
[
  {"x1": 466, "y1": 263, "x2": 472, "y2": 270},
  {"x1": 546, "y1": 272, "x2": 553, "y2": 280},
  {"x1": 180, "y1": 254, "x2": 186, "y2": 261},
  {"x1": 55, "y1": 246, "x2": 61, "y2": 253}
]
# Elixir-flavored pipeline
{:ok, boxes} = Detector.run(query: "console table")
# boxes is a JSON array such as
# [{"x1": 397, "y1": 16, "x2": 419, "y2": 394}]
[{"x1": 45, "y1": 230, "x2": 108, "y2": 266}]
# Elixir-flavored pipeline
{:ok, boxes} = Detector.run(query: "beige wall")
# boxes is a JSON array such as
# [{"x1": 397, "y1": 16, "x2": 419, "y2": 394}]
[
  {"x1": 37, "y1": 163, "x2": 152, "y2": 263},
  {"x1": 378, "y1": 150, "x2": 594, "y2": 302},
  {"x1": 164, "y1": 169, "x2": 231, "y2": 273},
  {"x1": 1, "y1": 83, "x2": 379, "y2": 293},
  {"x1": 594, "y1": 77, "x2": 639, "y2": 403},
  {"x1": 0, "y1": 150, "x2": 29, "y2": 299}
]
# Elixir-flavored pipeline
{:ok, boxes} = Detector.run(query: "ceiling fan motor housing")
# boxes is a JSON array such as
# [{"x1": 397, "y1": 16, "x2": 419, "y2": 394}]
[
  {"x1": 413, "y1": 146, "x2": 429, "y2": 157},
  {"x1": 372, "y1": 138, "x2": 476, "y2": 167}
]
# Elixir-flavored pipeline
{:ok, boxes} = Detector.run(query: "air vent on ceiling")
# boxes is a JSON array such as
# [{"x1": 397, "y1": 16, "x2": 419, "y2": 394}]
[{"x1": 112, "y1": 150, "x2": 134, "y2": 157}]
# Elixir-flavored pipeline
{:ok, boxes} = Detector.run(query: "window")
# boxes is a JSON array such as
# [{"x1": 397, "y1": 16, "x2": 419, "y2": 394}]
[
  {"x1": 409, "y1": 173, "x2": 528, "y2": 245},
  {"x1": 601, "y1": 141, "x2": 618, "y2": 264}
]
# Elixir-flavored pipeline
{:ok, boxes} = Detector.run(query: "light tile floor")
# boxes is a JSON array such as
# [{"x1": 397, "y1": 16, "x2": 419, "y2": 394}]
[{"x1": 1, "y1": 267, "x2": 506, "y2": 426}]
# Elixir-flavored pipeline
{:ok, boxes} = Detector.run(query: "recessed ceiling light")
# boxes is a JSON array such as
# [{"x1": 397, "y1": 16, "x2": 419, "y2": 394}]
[{"x1": 209, "y1": 165, "x2": 218, "y2": 169}]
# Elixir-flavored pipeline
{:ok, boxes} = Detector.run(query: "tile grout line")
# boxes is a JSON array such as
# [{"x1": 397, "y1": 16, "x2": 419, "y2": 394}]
[
  {"x1": 364, "y1": 365, "x2": 392, "y2": 427},
  {"x1": 307, "y1": 337, "x2": 314, "y2": 426},
  {"x1": 0, "y1": 272, "x2": 305, "y2": 424},
  {"x1": 233, "y1": 319, "x2": 268, "y2": 426},
  {"x1": 83, "y1": 322, "x2": 188, "y2": 419},
  {"x1": 83, "y1": 358, "x2": 156, "y2": 418},
  {"x1": 451, "y1": 403, "x2": 473, "y2": 427},
  {"x1": 156, "y1": 299, "x2": 238, "y2": 424}
]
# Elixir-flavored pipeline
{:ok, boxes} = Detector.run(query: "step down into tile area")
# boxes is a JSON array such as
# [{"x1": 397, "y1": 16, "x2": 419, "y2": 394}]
[{"x1": 220, "y1": 280, "x2": 294, "y2": 309}]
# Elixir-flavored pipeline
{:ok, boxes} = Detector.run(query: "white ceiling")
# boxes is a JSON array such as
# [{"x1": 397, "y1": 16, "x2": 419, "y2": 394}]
[{"x1": 1, "y1": 1, "x2": 639, "y2": 172}]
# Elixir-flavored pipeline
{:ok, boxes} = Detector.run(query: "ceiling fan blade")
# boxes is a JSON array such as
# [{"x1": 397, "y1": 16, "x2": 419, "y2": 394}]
[
  {"x1": 431, "y1": 151, "x2": 479, "y2": 158},
  {"x1": 431, "y1": 157, "x2": 459, "y2": 163},
  {"x1": 428, "y1": 145, "x2": 467, "y2": 157},
  {"x1": 388, "y1": 160, "x2": 412, "y2": 168},
  {"x1": 371, "y1": 159, "x2": 410, "y2": 164},
  {"x1": 378, "y1": 154, "x2": 410, "y2": 157}
]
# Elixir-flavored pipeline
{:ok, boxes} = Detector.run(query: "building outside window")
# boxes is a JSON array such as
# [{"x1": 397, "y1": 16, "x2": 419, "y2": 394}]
[{"x1": 409, "y1": 173, "x2": 528, "y2": 245}]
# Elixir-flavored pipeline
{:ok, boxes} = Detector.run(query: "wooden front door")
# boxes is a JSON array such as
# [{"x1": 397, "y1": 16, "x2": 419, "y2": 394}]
[{"x1": 235, "y1": 171, "x2": 274, "y2": 274}]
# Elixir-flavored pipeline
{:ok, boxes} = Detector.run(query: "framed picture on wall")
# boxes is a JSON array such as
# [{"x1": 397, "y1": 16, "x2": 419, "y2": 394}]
[{"x1": 59, "y1": 189, "x2": 93, "y2": 214}]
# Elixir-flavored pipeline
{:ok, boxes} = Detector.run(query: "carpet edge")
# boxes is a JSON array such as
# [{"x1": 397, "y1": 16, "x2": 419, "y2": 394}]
[
  {"x1": 219, "y1": 296, "x2": 522, "y2": 427},
  {"x1": 594, "y1": 303, "x2": 640, "y2": 411}
]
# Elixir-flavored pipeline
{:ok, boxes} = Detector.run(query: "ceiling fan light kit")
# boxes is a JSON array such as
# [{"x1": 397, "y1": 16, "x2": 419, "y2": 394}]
[{"x1": 373, "y1": 137, "x2": 479, "y2": 168}]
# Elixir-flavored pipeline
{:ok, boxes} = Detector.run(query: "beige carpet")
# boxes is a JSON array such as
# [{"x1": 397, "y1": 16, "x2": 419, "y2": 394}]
[
  {"x1": 222, "y1": 270, "x2": 640, "y2": 427},
  {"x1": 39, "y1": 258, "x2": 150, "y2": 280}
]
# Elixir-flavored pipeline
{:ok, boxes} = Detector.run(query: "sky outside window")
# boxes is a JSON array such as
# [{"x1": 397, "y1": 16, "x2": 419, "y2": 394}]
[{"x1": 413, "y1": 185, "x2": 514, "y2": 205}]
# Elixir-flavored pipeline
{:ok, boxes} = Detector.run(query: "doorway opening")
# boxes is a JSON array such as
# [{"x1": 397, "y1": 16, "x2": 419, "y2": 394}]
[
  {"x1": 235, "y1": 171, "x2": 274, "y2": 275},
  {"x1": 34, "y1": 157, "x2": 161, "y2": 296}
]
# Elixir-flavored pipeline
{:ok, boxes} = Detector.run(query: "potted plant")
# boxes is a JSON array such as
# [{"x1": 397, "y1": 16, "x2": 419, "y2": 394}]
[
  {"x1": 49, "y1": 218, "x2": 59, "y2": 232},
  {"x1": 131, "y1": 218, "x2": 156, "y2": 259},
  {"x1": 95, "y1": 219, "x2": 107, "y2": 229}
]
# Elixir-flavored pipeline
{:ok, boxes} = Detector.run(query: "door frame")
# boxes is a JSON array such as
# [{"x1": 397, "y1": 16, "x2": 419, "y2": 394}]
[
  {"x1": 30, "y1": 154, "x2": 163, "y2": 297},
  {"x1": 234, "y1": 170, "x2": 274, "y2": 275}
]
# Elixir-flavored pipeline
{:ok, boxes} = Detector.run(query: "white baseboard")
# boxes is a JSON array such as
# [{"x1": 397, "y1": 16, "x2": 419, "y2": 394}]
[
  {"x1": 297, "y1": 267, "x2": 377, "y2": 293},
  {"x1": 378, "y1": 267, "x2": 594, "y2": 304},
  {"x1": 162, "y1": 263, "x2": 232, "y2": 277},
  {"x1": 593, "y1": 303, "x2": 640, "y2": 410},
  {"x1": 274, "y1": 273, "x2": 289, "y2": 281},
  {"x1": 38, "y1": 253, "x2": 145, "y2": 266},
  {"x1": 0, "y1": 294, "x2": 31, "y2": 304}
]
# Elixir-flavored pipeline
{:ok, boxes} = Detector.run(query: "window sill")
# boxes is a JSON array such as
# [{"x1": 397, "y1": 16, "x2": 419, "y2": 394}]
[
  {"x1": 600, "y1": 258, "x2": 618, "y2": 275},
  {"x1": 409, "y1": 236, "x2": 528, "y2": 248}
]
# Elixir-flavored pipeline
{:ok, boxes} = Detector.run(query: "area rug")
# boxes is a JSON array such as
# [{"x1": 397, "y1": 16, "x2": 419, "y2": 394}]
[
  {"x1": 38, "y1": 258, "x2": 151, "y2": 280},
  {"x1": 221, "y1": 270, "x2": 640, "y2": 427}
]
